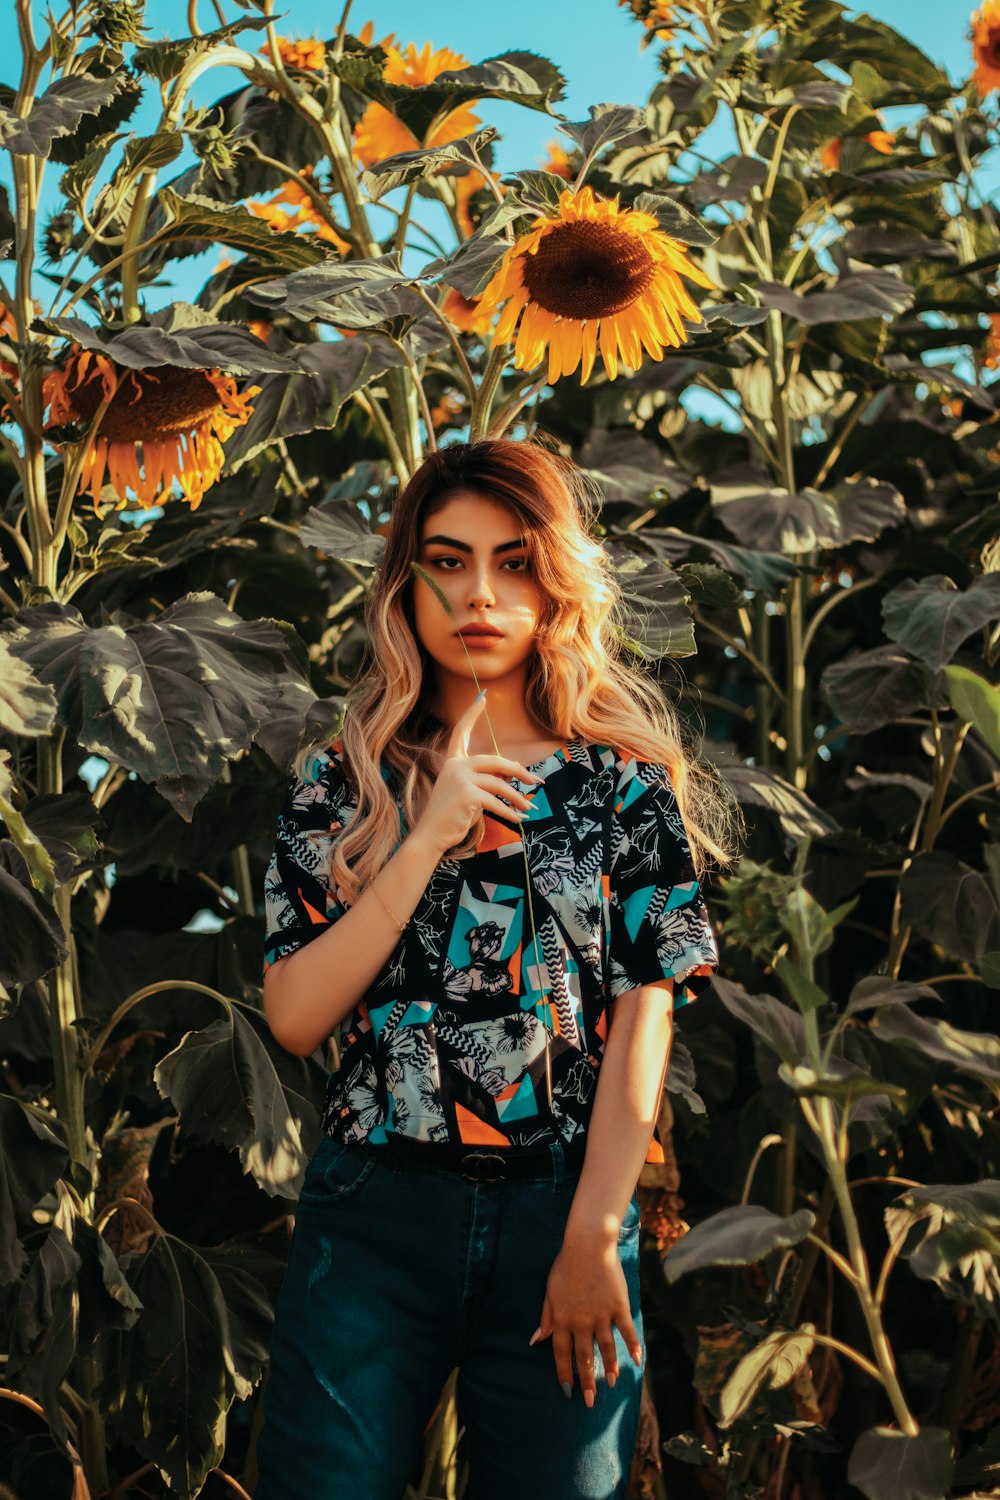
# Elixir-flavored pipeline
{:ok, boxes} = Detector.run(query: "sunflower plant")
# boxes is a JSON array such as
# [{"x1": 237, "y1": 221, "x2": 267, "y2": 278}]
[{"x1": 2, "y1": 0, "x2": 1000, "y2": 1497}]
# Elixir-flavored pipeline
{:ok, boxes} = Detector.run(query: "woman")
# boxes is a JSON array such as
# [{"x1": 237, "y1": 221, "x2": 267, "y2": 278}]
[{"x1": 255, "y1": 438, "x2": 739, "y2": 1500}]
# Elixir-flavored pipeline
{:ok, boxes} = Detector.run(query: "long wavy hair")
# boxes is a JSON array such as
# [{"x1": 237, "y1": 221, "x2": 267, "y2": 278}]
[{"x1": 293, "y1": 436, "x2": 743, "y2": 907}]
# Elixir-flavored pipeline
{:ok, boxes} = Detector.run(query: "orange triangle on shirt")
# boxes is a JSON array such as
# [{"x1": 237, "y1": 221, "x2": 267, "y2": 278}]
[
  {"x1": 298, "y1": 889, "x2": 328, "y2": 926},
  {"x1": 455, "y1": 1102, "x2": 510, "y2": 1146},
  {"x1": 645, "y1": 1138, "x2": 665, "y2": 1164}
]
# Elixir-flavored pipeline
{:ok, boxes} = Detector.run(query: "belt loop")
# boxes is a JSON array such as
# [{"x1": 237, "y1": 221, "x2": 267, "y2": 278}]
[{"x1": 549, "y1": 1139, "x2": 566, "y2": 1190}]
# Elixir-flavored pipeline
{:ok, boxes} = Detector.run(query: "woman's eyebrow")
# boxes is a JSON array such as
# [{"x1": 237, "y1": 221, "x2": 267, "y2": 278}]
[{"x1": 421, "y1": 534, "x2": 525, "y2": 554}]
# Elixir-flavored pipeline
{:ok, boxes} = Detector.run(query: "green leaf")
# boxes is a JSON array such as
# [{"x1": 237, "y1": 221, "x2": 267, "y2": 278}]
[
  {"x1": 0, "y1": 72, "x2": 127, "y2": 157},
  {"x1": 944, "y1": 665, "x2": 1000, "y2": 759},
  {"x1": 5, "y1": 1221, "x2": 81, "y2": 1456},
  {"x1": 664, "y1": 1204, "x2": 815, "y2": 1283},
  {"x1": 822, "y1": 646, "x2": 950, "y2": 734},
  {"x1": 154, "y1": 1004, "x2": 325, "y2": 1197},
  {"x1": 718, "y1": 1325, "x2": 815, "y2": 1428},
  {"x1": 774, "y1": 954, "x2": 827, "y2": 1015},
  {"x1": 899, "y1": 851, "x2": 1000, "y2": 963},
  {"x1": 0, "y1": 593, "x2": 313, "y2": 821},
  {"x1": 632, "y1": 191, "x2": 717, "y2": 248},
  {"x1": 710, "y1": 462, "x2": 905, "y2": 554},
  {"x1": 882, "y1": 575, "x2": 1000, "y2": 671},
  {"x1": 0, "y1": 641, "x2": 57, "y2": 738},
  {"x1": 0, "y1": 1099, "x2": 68, "y2": 1285},
  {"x1": 847, "y1": 1428, "x2": 954, "y2": 1500},
  {"x1": 872, "y1": 1007, "x2": 1000, "y2": 1095},
  {"x1": 155, "y1": 189, "x2": 331, "y2": 272},
  {"x1": 360, "y1": 125, "x2": 498, "y2": 203},
  {"x1": 721, "y1": 766, "x2": 841, "y2": 842},
  {"x1": 559, "y1": 103, "x2": 649, "y2": 161},
  {"x1": 757, "y1": 269, "x2": 914, "y2": 325},
  {"x1": 38, "y1": 304, "x2": 299, "y2": 374},
  {"x1": 711, "y1": 976, "x2": 806, "y2": 1065},
  {"x1": 844, "y1": 976, "x2": 944, "y2": 1015},
  {"x1": 979, "y1": 952, "x2": 1000, "y2": 990}
]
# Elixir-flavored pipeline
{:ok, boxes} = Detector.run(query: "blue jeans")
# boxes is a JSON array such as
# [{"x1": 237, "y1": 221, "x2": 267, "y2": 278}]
[{"x1": 254, "y1": 1135, "x2": 645, "y2": 1500}]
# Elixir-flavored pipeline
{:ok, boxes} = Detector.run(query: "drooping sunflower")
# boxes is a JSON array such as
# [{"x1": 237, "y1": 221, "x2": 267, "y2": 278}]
[
  {"x1": 475, "y1": 185, "x2": 713, "y2": 384},
  {"x1": 43, "y1": 350, "x2": 259, "y2": 511},
  {"x1": 440, "y1": 287, "x2": 495, "y2": 339},
  {"x1": 971, "y1": 0, "x2": 1000, "y2": 94},
  {"x1": 352, "y1": 31, "x2": 481, "y2": 169}
]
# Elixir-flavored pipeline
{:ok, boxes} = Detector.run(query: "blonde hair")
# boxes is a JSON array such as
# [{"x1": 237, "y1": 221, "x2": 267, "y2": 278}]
[{"x1": 293, "y1": 436, "x2": 743, "y2": 906}]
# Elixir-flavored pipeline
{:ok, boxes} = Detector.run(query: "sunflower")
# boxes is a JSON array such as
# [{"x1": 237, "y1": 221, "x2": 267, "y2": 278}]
[
  {"x1": 43, "y1": 350, "x2": 259, "y2": 511},
  {"x1": 972, "y1": 0, "x2": 1000, "y2": 93},
  {"x1": 352, "y1": 34, "x2": 481, "y2": 169},
  {"x1": 475, "y1": 185, "x2": 713, "y2": 384},
  {"x1": 440, "y1": 287, "x2": 495, "y2": 338},
  {"x1": 261, "y1": 35, "x2": 327, "y2": 70},
  {"x1": 540, "y1": 141, "x2": 574, "y2": 182},
  {"x1": 820, "y1": 129, "x2": 896, "y2": 171}
]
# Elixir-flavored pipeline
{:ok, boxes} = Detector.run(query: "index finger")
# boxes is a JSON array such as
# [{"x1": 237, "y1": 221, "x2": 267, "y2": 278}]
[{"x1": 447, "y1": 687, "x2": 487, "y2": 761}]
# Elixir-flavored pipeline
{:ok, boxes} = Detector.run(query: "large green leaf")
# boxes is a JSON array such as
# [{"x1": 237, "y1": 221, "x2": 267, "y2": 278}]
[
  {"x1": 0, "y1": 72, "x2": 126, "y2": 157},
  {"x1": 871, "y1": 1007, "x2": 1000, "y2": 1095},
  {"x1": 329, "y1": 49, "x2": 567, "y2": 139},
  {"x1": 664, "y1": 1203, "x2": 815, "y2": 1283},
  {"x1": 153, "y1": 189, "x2": 331, "y2": 271},
  {"x1": 899, "y1": 851, "x2": 1000, "y2": 962},
  {"x1": 604, "y1": 548, "x2": 696, "y2": 659},
  {"x1": 708, "y1": 977, "x2": 807, "y2": 1065},
  {"x1": 153, "y1": 1004, "x2": 325, "y2": 1197},
  {"x1": 0, "y1": 1100, "x2": 68, "y2": 1285},
  {"x1": 718, "y1": 765, "x2": 840, "y2": 841},
  {"x1": 99, "y1": 1232, "x2": 254, "y2": 1497},
  {"x1": 756, "y1": 269, "x2": 914, "y2": 325},
  {"x1": 0, "y1": 594, "x2": 312, "y2": 820},
  {"x1": 882, "y1": 574, "x2": 1000, "y2": 670},
  {"x1": 821, "y1": 646, "x2": 950, "y2": 733},
  {"x1": 4, "y1": 1219, "x2": 80, "y2": 1455},
  {"x1": 246, "y1": 250, "x2": 414, "y2": 321},
  {"x1": 38, "y1": 302, "x2": 299, "y2": 374},
  {"x1": 0, "y1": 843, "x2": 68, "y2": 990},
  {"x1": 718, "y1": 1325, "x2": 816, "y2": 1428},
  {"x1": 710, "y1": 462, "x2": 905, "y2": 553},
  {"x1": 360, "y1": 125, "x2": 499, "y2": 202},
  {"x1": 944, "y1": 665, "x2": 1000, "y2": 759},
  {"x1": 0, "y1": 640, "x2": 56, "y2": 737},
  {"x1": 848, "y1": 1428, "x2": 953, "y2": 1500},
  {"x1": 884, "y1": 1182, "x2": 1000, "y2": 1317}
]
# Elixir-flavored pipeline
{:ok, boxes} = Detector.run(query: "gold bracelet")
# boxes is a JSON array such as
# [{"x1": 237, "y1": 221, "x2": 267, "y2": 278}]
[{"x1": 368, "y1": 877, "x2": 410, "y2": 932}]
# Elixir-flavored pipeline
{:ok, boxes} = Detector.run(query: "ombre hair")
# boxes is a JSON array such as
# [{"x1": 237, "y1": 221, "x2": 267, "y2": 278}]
[{"x1": 293, "y1": 437, "x2": 742, "y2": 907}]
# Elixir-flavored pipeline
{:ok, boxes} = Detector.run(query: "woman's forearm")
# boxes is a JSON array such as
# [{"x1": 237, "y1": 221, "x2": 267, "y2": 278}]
[
  {"x1": 263, "y1": 826, "x2": 446, "y2": 1057},
  {"x1": 563, "y1": 984, "x2": 675, "y2": 1245}
]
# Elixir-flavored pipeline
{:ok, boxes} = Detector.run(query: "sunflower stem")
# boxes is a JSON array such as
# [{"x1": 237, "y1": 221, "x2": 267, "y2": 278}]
[{"x1": 469, "y1": 343, "x2": 509, "y2": 440}]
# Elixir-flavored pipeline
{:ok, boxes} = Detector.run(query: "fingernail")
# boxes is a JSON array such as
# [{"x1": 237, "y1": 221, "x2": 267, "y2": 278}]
[
  {"x1": 584, "y1": 1390, "x2": 595, "y2": 1409},
  {"x1": 633, "y1": 1348, "x2": 642, "y2": 1366},
  {"x1": 608, "y1": 1373, "x2": 617, "y2": 1388},
  {"x1": 528, "y1": 1326, "x2": 541, "y2": 1346},
  {"x1": 475, "y1": 687, "x2": 487, "y2": 700},
  {"x1": 561, "y1": 1381, "x2": 572, "y2": 1400}
]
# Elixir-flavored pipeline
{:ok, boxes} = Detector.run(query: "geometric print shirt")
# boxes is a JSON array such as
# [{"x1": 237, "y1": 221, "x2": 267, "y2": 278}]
[{"x1": 262, "y1": 736, "x2": 719, "y2": 1162}]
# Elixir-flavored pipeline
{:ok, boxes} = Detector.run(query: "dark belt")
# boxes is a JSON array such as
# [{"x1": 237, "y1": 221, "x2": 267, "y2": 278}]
[{"x1": 362, "y1": 1131, "x2": 589, "y2": 1182}]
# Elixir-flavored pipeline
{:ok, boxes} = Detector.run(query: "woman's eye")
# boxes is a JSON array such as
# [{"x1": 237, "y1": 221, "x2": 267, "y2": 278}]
[{"x1": 430, "y1": 558, "x2": 528, "y2": 572}]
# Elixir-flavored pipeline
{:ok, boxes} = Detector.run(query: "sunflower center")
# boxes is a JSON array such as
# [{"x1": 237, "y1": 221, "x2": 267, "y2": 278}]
[
  {"x1": 521, "y1": 220, "x2": 657, "y2": 320},
  {"x1": 68, "y1": 365, "x2": 224, "y2": 442},
  {"x1": 988, "y1": 32, "x2": 1000, "y2": 63}
]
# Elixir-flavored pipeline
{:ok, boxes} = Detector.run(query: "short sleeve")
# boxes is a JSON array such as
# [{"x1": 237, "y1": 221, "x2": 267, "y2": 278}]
[
  {"x1": 607, "y1": 760, "x2": 719, "y2": 1009},
  {"x1": 261, "y1": 745, "x2": 353, "y2": 980}
]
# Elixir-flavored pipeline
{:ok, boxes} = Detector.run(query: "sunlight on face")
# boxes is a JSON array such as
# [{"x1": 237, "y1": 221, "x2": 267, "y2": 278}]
[{"x1": 412, "y1": 491, "x2": 546, "y2": 690}]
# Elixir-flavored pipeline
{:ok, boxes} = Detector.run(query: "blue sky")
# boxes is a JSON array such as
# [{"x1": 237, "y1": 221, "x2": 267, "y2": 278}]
[{"x1": 1, "y1": 0, "x2": 993, "y2": 313}]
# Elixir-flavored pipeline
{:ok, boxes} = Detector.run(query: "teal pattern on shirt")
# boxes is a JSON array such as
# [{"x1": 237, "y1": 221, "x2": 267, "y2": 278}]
[{"x1": 262, "y1": 738, "x2": 719, "y2": 1150}]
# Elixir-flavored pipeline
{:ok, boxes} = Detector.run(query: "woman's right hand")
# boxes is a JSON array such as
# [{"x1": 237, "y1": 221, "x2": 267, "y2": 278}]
[{"x1": 412, "y1": 692, "x2": 542, "y2": 856}]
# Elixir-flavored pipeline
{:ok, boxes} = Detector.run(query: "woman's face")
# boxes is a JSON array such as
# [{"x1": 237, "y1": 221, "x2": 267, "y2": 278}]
[{"x1": 412, "y1": 490, "x2": 547, "y2": 692}]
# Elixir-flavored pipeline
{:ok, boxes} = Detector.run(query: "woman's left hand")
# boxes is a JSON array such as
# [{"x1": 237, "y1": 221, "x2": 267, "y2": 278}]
[{"x1": 529, "y1": 1235, "x2": 642, "y2": 1408}]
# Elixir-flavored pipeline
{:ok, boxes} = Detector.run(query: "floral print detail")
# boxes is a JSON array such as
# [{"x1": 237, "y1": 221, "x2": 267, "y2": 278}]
[{"x1": 262, "y1": 739, "x2": 719, "y2": 1159}]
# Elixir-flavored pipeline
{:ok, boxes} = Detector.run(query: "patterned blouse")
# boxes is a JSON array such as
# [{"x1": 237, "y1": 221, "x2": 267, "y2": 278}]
[{"x1": 262, "y1": 737, "x2": 719, "y2": 1163}]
